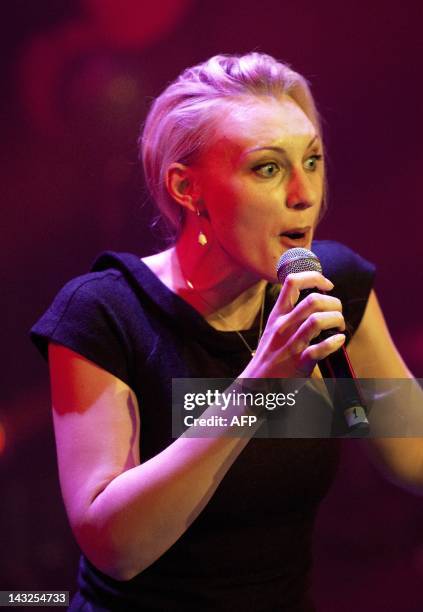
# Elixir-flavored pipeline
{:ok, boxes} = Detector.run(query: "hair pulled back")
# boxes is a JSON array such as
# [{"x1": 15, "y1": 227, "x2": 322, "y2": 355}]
[{"x1": 140, "y1": 52, "x2": 323, "y2": 238}]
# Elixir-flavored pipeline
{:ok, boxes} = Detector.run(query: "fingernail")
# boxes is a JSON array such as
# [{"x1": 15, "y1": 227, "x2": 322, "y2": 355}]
[
  {"x1": 331, "y1": 333, "x2": 345, "y2": 345},
  {"x1": 325, "y1": 279, "x2": 334, "y2": 289}
]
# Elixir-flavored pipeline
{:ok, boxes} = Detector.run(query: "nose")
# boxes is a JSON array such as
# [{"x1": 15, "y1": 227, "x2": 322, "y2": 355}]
[{"x1": 285, "y1": 169, "x2": 314, "y2": 210}]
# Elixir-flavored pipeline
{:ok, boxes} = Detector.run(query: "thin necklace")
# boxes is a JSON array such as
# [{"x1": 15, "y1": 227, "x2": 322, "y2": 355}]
[{"x1": 185, "y1": 278, "x2": 266, "y2": 357}]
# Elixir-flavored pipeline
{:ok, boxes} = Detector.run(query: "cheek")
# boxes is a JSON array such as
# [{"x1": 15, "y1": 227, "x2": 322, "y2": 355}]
[
  {"x1": 213, "y1": 196, "x2": 268, "y2": 239},
  {"x1": 204, "y1": 181, "x2": 241, "y2": 226},
  {"x1": 204, "y1": 175, "x2": 276, "y2": 238}
]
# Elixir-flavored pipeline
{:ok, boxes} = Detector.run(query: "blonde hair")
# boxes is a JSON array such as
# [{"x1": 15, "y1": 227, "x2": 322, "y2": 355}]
[{"x1": 139, "y1": 52, "x2": 324, "y2": 239}]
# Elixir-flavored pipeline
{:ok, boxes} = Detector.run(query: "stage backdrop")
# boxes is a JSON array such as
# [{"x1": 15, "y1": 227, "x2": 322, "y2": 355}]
[{"x1": 1, "y1": 1, "x2": 422, "y2": 610}]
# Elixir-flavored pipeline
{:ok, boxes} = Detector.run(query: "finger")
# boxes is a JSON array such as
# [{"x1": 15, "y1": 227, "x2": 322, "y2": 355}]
[
  {"x1": 281, "y1": 311, "x2": 345, "y2": 364},
  {"x1": 268, "y1": 309, "x2": 343, "y2": 355},
  {"x1": 287, "y1": 293, "x2": 343, "y2": 329},
  {"x1": 275, "y1": 272, "x2": 334, "y2": 315},
  {"x1": 296, "y1": 311, "x2": 346, "y2": 345},
  {"x1": 300, "y1": 333, "x2": 346, "y2": 368},
  {"x1": 265, "y1": 299, "x2": 344, "y2": 353}
]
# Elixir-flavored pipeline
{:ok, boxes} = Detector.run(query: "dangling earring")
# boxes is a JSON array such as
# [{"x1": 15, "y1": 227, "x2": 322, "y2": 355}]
[{"x1": 196, "y1": 208, "x2": 208, "y2": 246}]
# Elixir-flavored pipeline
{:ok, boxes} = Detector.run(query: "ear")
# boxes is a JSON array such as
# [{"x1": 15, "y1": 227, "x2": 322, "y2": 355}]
[{"x1": 165, "y1": 163, "x2": 200, "y2": 213}]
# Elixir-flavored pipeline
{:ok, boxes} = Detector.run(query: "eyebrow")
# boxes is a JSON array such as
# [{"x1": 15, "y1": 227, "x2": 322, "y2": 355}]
[{"x1": 244, "y1": 135, "x2": 320, "y2": 157}]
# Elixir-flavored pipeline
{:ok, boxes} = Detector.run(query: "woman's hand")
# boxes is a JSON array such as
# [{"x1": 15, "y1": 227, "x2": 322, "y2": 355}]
[{"x1": 244, "y1": 271, "x2": 346, "y2": 379}]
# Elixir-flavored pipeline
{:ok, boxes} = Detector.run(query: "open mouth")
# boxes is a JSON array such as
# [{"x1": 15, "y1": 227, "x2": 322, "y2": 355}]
[
  {"x1": 278, "y1": 227, "x2": 310, "y2": 247},
  {"x1": 279, "y1": 227, "x2": 309, "y2": 240},
  {"x1": 281, "y1": 232, "x2": 306, "y2": 240}
]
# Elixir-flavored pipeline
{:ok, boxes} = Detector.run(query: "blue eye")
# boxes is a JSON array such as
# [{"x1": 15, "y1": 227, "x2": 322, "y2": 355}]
[
  {"x1": 304, "y1": 154, "x2": 323, "y2": 171},
  {"x1": 254, "y1": 162, "x2": 280, "y2": 178}
]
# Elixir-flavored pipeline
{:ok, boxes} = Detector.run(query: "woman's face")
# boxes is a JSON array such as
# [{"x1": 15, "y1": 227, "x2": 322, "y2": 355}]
[{"x1": 191, "y1": 95, "x2": 324, "y2": 282}]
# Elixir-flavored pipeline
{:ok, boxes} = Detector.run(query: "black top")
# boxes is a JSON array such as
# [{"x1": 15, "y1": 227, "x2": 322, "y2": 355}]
[{"x1": 30, "y1": 240, "x2": 375, "y2": 611}]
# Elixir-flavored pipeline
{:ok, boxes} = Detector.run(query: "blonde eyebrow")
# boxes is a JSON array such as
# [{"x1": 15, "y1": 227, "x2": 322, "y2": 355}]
[{"x1": 244, "y1": 135, "x2": 320, "y2": 157}]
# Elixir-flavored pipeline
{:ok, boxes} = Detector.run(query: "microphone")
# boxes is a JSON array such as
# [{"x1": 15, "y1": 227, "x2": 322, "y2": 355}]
[{"x1": 276, "y1": 247, "x2": 370, "y2": 437}]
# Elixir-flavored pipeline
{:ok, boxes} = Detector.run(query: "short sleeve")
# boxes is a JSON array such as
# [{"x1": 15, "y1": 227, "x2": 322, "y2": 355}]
[
  {"x1": 30, "y1": 270, "x2": 133, "y2": 386},
  {"x1": 312, "y1": 240, "x2": 376, "y2": 341}
]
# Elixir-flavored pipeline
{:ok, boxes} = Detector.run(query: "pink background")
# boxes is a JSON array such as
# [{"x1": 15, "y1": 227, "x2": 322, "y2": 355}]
[{"x1": 1, "y1": 1, "x2": 422, "y2": 609}]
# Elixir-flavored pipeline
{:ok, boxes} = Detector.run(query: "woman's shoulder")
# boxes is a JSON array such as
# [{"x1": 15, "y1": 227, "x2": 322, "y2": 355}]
[
  {"x1": 29, "y1": 252, "x2": 152, "y2": 367},
  {"x1": 47, "y1": 267, "x2": 126, "y2": 309},
  {"x1": 34, "y1": 264, "x2": 138, "y2": 336},
  {"x1": 312, "y1": 240, "x2": 376, "y2": 341},
  {"x1": 312, "y1": 239, "x2": 375, "y2": 276},
  {"x1": 43, "y1": 250, "x2": 157, "y2": 312}
]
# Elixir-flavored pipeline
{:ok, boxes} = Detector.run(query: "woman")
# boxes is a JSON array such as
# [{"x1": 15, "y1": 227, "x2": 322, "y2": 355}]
[{"x1": 31, "y1": 53, "x2": 418, "y2": 611}]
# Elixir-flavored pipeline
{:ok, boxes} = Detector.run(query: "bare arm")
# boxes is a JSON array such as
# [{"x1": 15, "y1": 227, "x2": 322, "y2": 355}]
[
  {"x1": 347, "y1": 290, "x2": 423, "y2": 488},
  {"x1": 49, "y1": 343, "x2": 255, "y2": 581}
]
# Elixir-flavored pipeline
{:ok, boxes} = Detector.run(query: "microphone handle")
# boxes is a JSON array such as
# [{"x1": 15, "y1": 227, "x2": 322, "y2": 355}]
[
  {"x1": 317, "y1": 332, "x2": 369, "y2": 437},
  {"x1": 299, "y1": 288, "x2": 370, "y2": 437}
]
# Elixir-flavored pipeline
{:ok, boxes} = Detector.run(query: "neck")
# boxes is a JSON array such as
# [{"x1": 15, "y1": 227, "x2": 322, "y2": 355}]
[
  {"x1": 177, "y1": 224, "x2": 260, "y2": 297},
  {"x1": 142, "y1": 238, "x2": 267, "y2": 331},
  {"x1": 174, "y1": 228, "x2": 267, "y2": 330},
  {"x1": 202, "y1": 280, "x2": 267, "y2": 331}
]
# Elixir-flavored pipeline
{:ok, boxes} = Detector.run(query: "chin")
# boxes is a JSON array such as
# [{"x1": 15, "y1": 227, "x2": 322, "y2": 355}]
[{"x1": 259, "y1": 260, "x2": 281, "y2": 284}]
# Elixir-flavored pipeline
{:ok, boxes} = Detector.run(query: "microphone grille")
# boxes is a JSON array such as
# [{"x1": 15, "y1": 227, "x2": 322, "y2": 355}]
[{"x1": 276, "y1": 248, "x2": 322, "y2": 284}]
